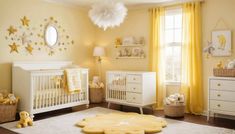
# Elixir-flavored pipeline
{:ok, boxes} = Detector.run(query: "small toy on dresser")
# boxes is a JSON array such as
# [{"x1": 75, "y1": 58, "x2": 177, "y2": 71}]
[
  {"x1": 213, "y1": 60, "x2": 235, "y2": 77},
  {"x1": 16, "y1": 111, "x2": 33, "y2": 128}
]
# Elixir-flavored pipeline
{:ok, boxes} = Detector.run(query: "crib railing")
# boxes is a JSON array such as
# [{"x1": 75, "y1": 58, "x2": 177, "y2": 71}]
[
  {"x1": 31, "y1": 70, "x2": 87, "y2": 113},
  {"x1": 106, "y1": 72, "x2": 126, "y2": 102}
]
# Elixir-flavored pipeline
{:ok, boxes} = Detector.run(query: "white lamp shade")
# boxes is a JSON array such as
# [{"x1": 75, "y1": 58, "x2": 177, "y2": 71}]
[{"x1": 93, "y1": 46, "x2": 105, "y2": 57}]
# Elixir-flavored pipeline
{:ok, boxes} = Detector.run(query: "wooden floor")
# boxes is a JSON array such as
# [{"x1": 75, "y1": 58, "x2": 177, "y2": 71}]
[{"x1": 0, "y1": 103, "x2": 235, "y2": 134}]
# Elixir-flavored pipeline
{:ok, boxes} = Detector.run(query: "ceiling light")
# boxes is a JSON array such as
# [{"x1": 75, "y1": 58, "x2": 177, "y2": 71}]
[{"x1": 88, "y1": 0, "x2": 128, "y2": 30}]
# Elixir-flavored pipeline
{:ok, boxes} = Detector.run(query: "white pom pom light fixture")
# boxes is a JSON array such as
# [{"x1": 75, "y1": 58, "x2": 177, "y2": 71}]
[{"x1": 89, "y1": 0, "x2": 128, "y2": 30}]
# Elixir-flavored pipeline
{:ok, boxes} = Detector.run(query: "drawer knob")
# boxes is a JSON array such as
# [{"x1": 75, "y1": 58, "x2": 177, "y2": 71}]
[
  {"x1": 217, "y1": 94, "x2": 221, "y2": 97},
  {"x1": 133, "y1": 97, "x2": 136, "y2": 100},
  {"x1": 217, "y1": 83, "x2": 221, "y2": 86},
  {"x1": 133, "y1": 78, "x2": 136, "y2": 80},
  {"x1": 217, "y1": 104, "x2": 221, "y2": 107},
  {"x1": 133, "y1": 88, "x2": 136, "y2": 90}
]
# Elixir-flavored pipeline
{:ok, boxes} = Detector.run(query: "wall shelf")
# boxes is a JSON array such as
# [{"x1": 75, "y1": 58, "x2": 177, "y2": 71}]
[
  {"x1": 116, "y1": 56, "x2": 145, "y2": 59},
  {"x1": 115, "y1": 44, "x2": 144, "y2": 48}
]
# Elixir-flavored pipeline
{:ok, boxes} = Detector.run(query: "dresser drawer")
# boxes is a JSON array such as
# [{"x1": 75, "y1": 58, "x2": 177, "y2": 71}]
[
  {"x1": 210, "y1": 90, "x2": 235, "y2": 102},
  {"x1": 210, "y1": 100, "x2": 235, "y2": 112},
  {"x1": 127, "y1": 74, "x2": 142, "y2": 83},
  {"x1": 126, "y1": 84, "x2": 142, "y2": 93},
  {"x1": 210, "y1": 79, "x2": 235, "y2": 91},
  {"x1": 126, "y1": 92, "x2": 142, "y2": 104}
]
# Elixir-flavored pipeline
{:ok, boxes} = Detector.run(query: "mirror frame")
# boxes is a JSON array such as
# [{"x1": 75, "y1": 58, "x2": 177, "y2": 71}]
[{"x1": 44, "y1": 23, "x2": 59, "y2": 48}]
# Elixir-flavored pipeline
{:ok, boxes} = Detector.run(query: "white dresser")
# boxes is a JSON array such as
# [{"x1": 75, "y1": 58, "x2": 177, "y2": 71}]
[
  {"x1": 106, "y1": 71, "x2": 156, "y2": 114},
  {"x1": 208, "y1": 77, "x2": 235, "y2": 120}
]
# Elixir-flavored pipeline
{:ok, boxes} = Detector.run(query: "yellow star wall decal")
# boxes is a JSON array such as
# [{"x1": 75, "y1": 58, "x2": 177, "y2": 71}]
[
  {"x1": 5, "y1": 16, "x2": 74, "y2": 56},
  {"x1": 21, "y1": 16, "x2": 30, "y2": 27},
  {"x1": 25, "y1": 44, "x2": 33, "y2": 55},
  {"x1": 7, "y1": 26, "x2": 17, "y2": 35},
  {"x1": 9, "y1": 42, "x2": 19, "y2": 53}
]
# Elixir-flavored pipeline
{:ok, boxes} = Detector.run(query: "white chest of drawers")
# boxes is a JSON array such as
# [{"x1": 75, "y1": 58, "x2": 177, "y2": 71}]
[
  {"x1": 106, "y1": 71, "x2": 156, "y2": 114},
  {"x1": 208, "y1": 77, "x2": 235, "y2": 120}
]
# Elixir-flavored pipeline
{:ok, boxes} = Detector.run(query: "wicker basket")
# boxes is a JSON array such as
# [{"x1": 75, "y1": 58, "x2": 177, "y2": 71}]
[
  {"x1": 164, "y1": 104, "x2": 185, "y2": 117},
  {"x1": 213, "y1": 68, "x2": 235, "y2": 77},
  {"x1": 89, "y1": 88, "x2": 103, "y2": 103},
  {"x1": 0, "y1": 104, "x2": 17, "y2": 123}
]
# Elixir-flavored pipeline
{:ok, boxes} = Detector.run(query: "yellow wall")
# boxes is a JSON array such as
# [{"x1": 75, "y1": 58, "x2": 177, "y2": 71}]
[
  {"x1": 94, "y1": 0, "x2": 235, "y2": 112},
  {"x1": 0, "y1": 0, "x2": 95, "y2": 91}
]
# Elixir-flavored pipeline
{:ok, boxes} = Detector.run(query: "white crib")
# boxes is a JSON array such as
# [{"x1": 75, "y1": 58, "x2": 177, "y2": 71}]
[{"x1": 12, "y1": 61, "x2": 89, "y2": 118}]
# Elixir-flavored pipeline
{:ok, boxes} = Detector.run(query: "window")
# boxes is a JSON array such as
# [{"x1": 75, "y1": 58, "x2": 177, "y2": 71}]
[{"x1": 164, "y1": 8, "x2": 182, "y2": 83}]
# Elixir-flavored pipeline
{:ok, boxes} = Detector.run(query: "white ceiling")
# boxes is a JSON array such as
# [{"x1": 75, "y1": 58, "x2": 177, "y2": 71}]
[{"x1": 45, "y1": 0, "x2": 177, "y2": 7}]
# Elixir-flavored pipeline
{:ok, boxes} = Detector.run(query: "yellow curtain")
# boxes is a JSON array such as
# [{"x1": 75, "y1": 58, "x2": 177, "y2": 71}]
[
  {"x1": 149, "y1": 7, "x2": 166, "y2": 109},
  {"x1": 181, "y1": 2, "x2": 204, "y2": 114}
]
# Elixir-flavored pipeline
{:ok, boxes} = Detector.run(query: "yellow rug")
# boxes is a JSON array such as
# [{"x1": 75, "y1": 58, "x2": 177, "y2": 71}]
[{"x1": 76, "y1": 112, "x2": 167, "y2": 134}]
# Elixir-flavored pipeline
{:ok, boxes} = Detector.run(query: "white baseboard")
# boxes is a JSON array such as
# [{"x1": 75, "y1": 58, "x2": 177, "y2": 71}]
[{"x1": 202, "y1": 110, "x2": 235, "y2": 120}]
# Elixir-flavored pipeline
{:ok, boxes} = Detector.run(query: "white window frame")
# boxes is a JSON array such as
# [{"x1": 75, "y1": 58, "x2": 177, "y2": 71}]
[{"x1": 164, "y1": 7, "x2": 182, "y2": 85}]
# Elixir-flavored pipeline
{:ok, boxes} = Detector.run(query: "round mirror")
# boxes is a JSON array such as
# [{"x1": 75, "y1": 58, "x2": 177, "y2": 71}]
[{"x1": 45, "y1": 25, "x2": 58, "y2": 47}]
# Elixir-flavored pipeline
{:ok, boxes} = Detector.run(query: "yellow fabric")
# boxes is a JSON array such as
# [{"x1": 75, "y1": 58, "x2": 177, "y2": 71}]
[
  {"x1": 181, "y1": 2, "x2": 204, "y2": 114},
  {"x1": 149, "y1": 7, "x2": 166, "y2": 109},
  {"x1": 64, "y1": 69, "x2": 81, "y2": 94}
]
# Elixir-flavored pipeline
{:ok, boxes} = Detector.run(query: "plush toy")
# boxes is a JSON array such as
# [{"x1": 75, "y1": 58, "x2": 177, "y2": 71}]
[
  {"x1": 16, "y1": 111, "x2": 33, "y2": 128},
  {"x1": 227, "y1": 60, "x2": 235, "y2": 69},
  {"x1": 3, "y1": 94, "x2": 18, "y2": 105},
  {"x1": 216, "y1": 61, "x2": 224, "y2": 69}
]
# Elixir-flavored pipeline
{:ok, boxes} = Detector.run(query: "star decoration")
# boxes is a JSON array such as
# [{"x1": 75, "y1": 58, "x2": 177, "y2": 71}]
[
  {"x1": 7, "y1": 26, "x2": 17, "y2": 35},
  {"x1": 21, "y1": 16, "x2": 30, "y2": 27},
  {"x1": 9, "y1": 42, "x2": 19, "y2": 53},
  {"x1": 25, "y1": 44, "x2": 33, "y2": 55},
  {"x1": 48, "y1": 50, "x2": 55, "y2": 56},
  {"x1": 50, "y1": 17, "x2": 54, "y2": 21}
]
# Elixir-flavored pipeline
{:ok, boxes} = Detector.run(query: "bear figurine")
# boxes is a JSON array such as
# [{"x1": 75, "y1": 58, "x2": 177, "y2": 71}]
[{"x1": 16, "y1": 111, "x2": 33, "y2": 128}]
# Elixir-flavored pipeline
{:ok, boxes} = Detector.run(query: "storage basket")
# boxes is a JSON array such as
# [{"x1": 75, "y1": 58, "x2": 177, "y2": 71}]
[
  {"x1": 89, "y1": 88, "x2": 103, "y2": 103},
  {"x1": 213, "y1": 68, "x2": 235, "y2": 77},
  {"x1": 0, "y1": 104, "x2": 17, "y2": 123},
  {"x1": 164, "y1": 104, "x2": 185, "y2": 117}
]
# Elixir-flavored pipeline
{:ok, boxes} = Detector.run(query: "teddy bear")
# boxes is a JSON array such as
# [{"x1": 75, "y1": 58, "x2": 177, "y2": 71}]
[{"x1": 16, "y1": 111, "x2": 33, "y2": 128}]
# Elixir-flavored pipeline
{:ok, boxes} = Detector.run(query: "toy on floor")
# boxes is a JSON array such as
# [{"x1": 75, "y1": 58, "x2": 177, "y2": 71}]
[
  {"x1": 76, "y1": 112, "x2": 167, "y2": 134},
  {"x1": 165, "y1": 93, "x2": 185, "y2": 105},
  {"x1": 16, "y1": 111, "x2": 33, "y2": 128}
]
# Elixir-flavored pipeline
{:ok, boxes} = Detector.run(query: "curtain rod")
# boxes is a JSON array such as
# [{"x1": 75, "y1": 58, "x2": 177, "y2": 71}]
[{"x1": 148, "y1": 0, "x2": 204, "y2": 9}]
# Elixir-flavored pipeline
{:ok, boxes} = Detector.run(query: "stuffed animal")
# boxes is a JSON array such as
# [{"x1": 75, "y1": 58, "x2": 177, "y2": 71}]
[
  {"x1": 16, "y1": 111, "x2": 33, "y2": 128},
  {"x1": 227, "y1": 60, "x2": 235, "y2": 69},
  {"x1": 3, "y1": 94, "x2": 18, "y2": 105},
  {"x1": 216, "y1": 61, "x2": 224, "y2": 69}
]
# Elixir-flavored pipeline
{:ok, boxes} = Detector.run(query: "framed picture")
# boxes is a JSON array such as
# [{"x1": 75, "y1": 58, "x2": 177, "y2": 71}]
[{"x1": 212, "y1": 30, "x2": 232, "y2": 56}]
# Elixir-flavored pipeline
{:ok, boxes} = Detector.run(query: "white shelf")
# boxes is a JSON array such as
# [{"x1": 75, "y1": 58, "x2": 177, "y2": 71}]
[
  {"x1": 116, "y1": 44, "x2": 144, "y2": 47},
  {"x1": 116, "y1": 56, "x2": 145, "y2": 59}
]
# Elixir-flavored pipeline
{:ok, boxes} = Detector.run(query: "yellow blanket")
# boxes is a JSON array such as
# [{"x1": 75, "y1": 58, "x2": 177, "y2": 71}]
[{"x1": 64, "y1": 69, "x2": 82, "y2": 93}]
